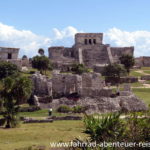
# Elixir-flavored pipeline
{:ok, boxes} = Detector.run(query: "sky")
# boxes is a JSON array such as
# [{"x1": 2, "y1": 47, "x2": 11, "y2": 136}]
[{"x1": 0, "y1": 0, "x2": 150, "y2": 57}]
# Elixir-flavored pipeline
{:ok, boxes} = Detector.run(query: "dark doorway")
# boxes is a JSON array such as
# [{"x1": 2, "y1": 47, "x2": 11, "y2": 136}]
[
  {"x1": 89, "y1": 39, "x2": 92, "y2": 44},
  {"x1": 8, "y1": 53, "x2": 12, "y2": 59},
  {"x1": 93, "y1": 39, "x2": 96, "y2": 44},
  {"x1": 84, "y1": 39, "x2": 88, "y2": 44}
]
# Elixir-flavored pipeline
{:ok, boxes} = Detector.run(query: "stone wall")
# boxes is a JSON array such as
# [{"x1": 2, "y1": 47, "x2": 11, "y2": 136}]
[
  {"x1": 110, "y1": 47, "x2": 134, "y2": 63},
  {"x1": 32, "y1": 72, "x2": 106, "y2": 98},
  {"x1": 75, "y1": 33, "x2": 103, "y2": 45},
  {"x1": 32, "y1": 73, "x2": 52, "y2": 96},
  {"x1": 141, "y1": 75, "x2": 150, "y2": 80},
  {"x1": 135, "y1": 56, "x2": 150, "y2": 67},
  {"x1": 52, "y1": 73, "x2": 82, "y2": 98}
]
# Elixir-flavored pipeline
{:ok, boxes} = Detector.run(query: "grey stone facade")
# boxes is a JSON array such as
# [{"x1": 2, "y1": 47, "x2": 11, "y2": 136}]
[
  {"x1": 48, "y1": 33, "x2": 134, "y2": 71},
  {"x1": 135, "y1": 56, "x2": 150, "y2": 67},
  {"x1": 32, "y1": 72, "x2": 108, "y2": 98},
  {"x1": 0, "y1": 47, "x2": 30, "y2": 68},
  {"x1": 0, "y1": 47, "x2": 19, "y2": 60}
]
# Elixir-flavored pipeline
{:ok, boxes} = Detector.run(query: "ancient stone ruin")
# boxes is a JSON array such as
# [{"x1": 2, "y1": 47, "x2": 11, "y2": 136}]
[
  {"x1": 48, "y1": 33, "x2": 134, "y2": 72},
  {"x1": 31, "y1": 72, "x2": 147, "y2": 113},
  {"x1": 0, "y1": 47, "x2": 30, "y2": 68}
]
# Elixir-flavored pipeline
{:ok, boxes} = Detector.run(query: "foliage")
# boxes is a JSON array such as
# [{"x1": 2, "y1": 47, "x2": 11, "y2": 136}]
[
  {"x1": 102, "y1": 63, "x2": 126, "y2": 78},
  {"x1": 120, "y1": 54, "x2": 135, "y2": 75},
  {"x1": 84, "y1": 112, "x2": 125, "y2": 142},
  {"x1": 38, "y1": 48, "x2": 45, "y2": 56},
  {"x1": 72, "y1": 110, "x2": 150, "y2": 149},
  {"x1": 71, "y1": 63, "x2": 89, "y2": 75},
  {"x1": 32, "y1": 55, "x2": 52, "y2": 74},
  {"x1": 72, "y1": 105, "x2": 86, "y2": 113},
  {"x1": 0, "y1": 76, "x2": 32, "y2": 128},
  {"x1": 0, "y1": 61, "x2": 19, "y2": 79},
  {"x1": 125, "y1": 111, "x2": 150, "y2": 144},
  {"x1": 57, "y1": 105, "x2": 72, "y2": 113},
  {"x1": 0, "y1": 77, "x2": 20, "y2": 128}
]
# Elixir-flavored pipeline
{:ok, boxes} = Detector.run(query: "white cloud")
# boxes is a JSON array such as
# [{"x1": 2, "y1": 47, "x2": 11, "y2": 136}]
[
  {"x1": 0, "y1": 22, "x2": 51, "y2": 57},
  {"x1": 0, "y1": 22, "x2": 150, "y2": 58},
  {"x1": 0, "y1": 23, "x2": 82, "y2": 57},
  {"x1": 104, "y1": 28, "x2": 150, "y2": 57},
  {"x1": 51, "y1": 26, "x2": 83, "y2": 46}
]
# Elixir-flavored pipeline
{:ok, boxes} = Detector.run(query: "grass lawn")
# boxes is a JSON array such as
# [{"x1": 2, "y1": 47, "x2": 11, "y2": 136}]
[
  {"x1": 132, "y1": 88, "x2": 150, "y2": 106},
  {"x1": 130, "y1": 82, "x2": 144, "y2": 87},
  {"x1": 141, "y1": 67, "x2": 150, "y2": 70},
  {"x1": 130, "y1": 70, "x2": 143, "y2": 77},
  {"x1": 19, "y1": 109, "x2": 81, "y2": 118},
  {"x1": 143, "y1": 70, "x2": 150, "y2": 74},
  {"x1": 0, "y1": 121, "x2": 85, "y2": 150}
]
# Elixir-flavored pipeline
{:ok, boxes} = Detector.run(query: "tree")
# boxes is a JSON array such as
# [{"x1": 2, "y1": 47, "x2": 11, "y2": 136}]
[
  {"x1": 38, "y1": 48, "x2": 45, "y2": 56},
  {"x1": 32, "y1": 56, "x2": 52, "y2": 74},
  {"x1": 0, "y1": 61, "x2": 19, "y2": 79},
  {"x1": 0, "y1": 76, "x2": 32, "y2": 128},
  {"x1": 102, "y1": 63, "x2": 126, "y2": 86},
  {"x1": 119, "y1": 54, "x2": 135, "y2": 75},
  {"x1": 102, "y1": 63, "x2": 126, "y2": 78},
  {"x1": 71, "y1": 63, "x2": 89, "y2": 75},
  {"x1": 12, "y1": 76, "x2": 33, "y2": 104}
]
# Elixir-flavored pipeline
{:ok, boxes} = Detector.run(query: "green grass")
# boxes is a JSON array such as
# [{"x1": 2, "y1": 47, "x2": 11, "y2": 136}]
[
  {"x1": 0, "y1": 121, "x2": 85, "y2": 150},
  {"x1": 143, "y1": 70, "x2": 150, "y2": 74},
  {"x1": 141, "y1": 67, "x2": 150, "y2": 70},
  {"x1": 132, "y1": 88, "x2": 150, "y2": 106},
  {"x1": 19, "y1": 109, "x2": 81, "y2": 118},
  {"x1": 131, "y1": 82, "x2": 144, "y2": 87},
  {"x1": 130, "y1": 70, "x2": 143, "y2": 77}
]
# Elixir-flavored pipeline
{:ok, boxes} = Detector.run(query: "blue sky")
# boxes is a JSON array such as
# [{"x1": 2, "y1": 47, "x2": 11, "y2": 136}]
[{"x1": 0, "y1": 0, "x2": 150, "y2": 57}]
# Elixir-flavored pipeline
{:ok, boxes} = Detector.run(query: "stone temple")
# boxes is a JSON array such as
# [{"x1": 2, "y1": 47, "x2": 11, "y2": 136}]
[
  {"x1": 0, "y1": 47, "x2": 30, "y2": 68},
  {"x1": 48, "y1": 33, "x2": 134, "y2": 72}
]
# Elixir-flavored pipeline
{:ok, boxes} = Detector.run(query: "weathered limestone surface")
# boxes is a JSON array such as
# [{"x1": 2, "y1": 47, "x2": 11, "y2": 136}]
[
  {"x1": 32, "y1": 73, "x2": 52, "y2": 96},
  {"x1": 31, "y1": 72, "x2": 109, "y2": 98},
  {"x1": 49, "y1": 94, "x2": 147, "y2": 114},
  {"x1": 135, "y1": 56, "x2": 150, "y2": 67},
  {"x1": 31, "y1": 73, "x2": 147, "y2": 113}
]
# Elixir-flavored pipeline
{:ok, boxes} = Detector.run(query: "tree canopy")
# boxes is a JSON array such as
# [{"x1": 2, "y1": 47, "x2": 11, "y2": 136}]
[
  {"x1": 0, "y1": 76, "x2": 32, "y2": 128},
  {"x1": 119, "y1": 54, "x2": 135, "y2": 75},
  {"x1": 32, "y1": 55, "x2": 52, "y2": 74},
  {"x1": 0, "y1": 61, "x2": 19, "y2": 79},
  {"x1": 71, "y1": 63, "x2": 89, "y2": 75},
  {"x1": 102, "y1": 63, "x2": 126, "y2": 78}
]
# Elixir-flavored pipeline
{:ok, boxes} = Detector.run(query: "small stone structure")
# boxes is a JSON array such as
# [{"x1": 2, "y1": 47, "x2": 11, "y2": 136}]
[
  {"x1": 0, "y1": 47, "x2": 30, "y2": 68},
  {"x1": 48, "y1": 33, "x2": 134, "y2": 72}
]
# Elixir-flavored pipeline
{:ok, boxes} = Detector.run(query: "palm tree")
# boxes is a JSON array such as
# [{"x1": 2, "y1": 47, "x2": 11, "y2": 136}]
[{"x1": 0, "y1": 76, "x2": 32, "y2": 128}]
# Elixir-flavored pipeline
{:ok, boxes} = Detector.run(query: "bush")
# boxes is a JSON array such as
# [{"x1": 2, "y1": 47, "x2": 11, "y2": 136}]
[
  {"x1": 0, "y1": 61, "x2": 19, "y2": 79},
  {"x1": 29, "y1": 71, "x2": 35, "y2": 74},
  {"x1": 71, "y1": 63, "x2": 89, "y2": 75},
  {"x1": 72, "y1": 105, "x2": 86, "y2": 113},
  {"x1": 57, "y1": 105, "x2": 72, "y2": 113},
  {"x1": 0, "y1": 118, "x2": 5, "y2": 126}
]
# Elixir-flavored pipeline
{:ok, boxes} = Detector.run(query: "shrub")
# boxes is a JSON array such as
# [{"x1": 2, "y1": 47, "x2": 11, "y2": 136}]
[
  {"x1": 0, "y1": 61, "x2": 19, "y2": 79},
  {"x1": 71, "y1": 63, "x2": 89, "y2": 75},
  {"x1": 0, "y1": 118, "x2": 5, "y2": 126},
  {"x1": 57, "y1": 105, "x2": 72, "y2": 113},
  {"x1": 84, "y1": 112, "x2": 125, "y2": 142},
  {"x1": 29, "y1": 71, "x2": 35, "y2": 74},
  {"x1": 72, "y1": 105, "x2": 86, "y2": 113}
]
